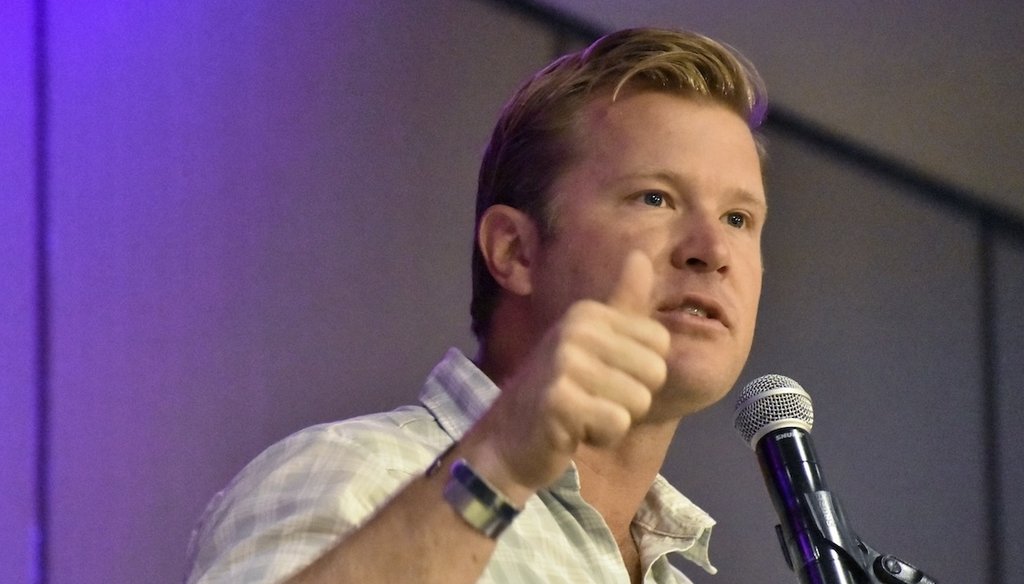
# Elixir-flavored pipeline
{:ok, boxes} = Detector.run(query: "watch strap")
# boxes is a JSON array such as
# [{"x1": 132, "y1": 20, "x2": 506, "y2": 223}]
[{"x1": 442, "y1": 458, "x2": 521, "y2": 538}]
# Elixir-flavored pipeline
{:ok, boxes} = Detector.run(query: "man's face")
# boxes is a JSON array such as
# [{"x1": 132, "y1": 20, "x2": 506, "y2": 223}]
[{"x1": 528, "y1": 90, "x2": 766, "y2": 420}]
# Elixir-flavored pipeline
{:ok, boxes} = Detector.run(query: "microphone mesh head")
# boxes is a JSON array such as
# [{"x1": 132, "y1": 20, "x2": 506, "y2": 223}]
[{"x1": 733, "y1": 374, "x2": 814, "y2": 448}]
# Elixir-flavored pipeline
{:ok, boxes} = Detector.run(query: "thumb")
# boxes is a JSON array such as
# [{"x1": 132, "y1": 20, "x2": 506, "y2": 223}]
[{"x1": 606, "y1": 251, "x2": 655, "y2": 316}]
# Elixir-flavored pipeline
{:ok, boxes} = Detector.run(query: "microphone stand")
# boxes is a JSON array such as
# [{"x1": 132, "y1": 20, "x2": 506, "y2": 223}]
[{"x1": 770, "y1": 488, "x2": 939, "y2": 584}]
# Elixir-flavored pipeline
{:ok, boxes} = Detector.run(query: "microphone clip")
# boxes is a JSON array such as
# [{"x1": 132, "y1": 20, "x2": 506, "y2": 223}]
[{"x1": 773, "y1": 489, "x2": 938, "y2": 583}]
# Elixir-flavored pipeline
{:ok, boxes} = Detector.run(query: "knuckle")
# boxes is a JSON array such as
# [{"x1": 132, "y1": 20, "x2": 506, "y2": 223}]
[
  {"x1": 654, "y1": 325, "x2": 671, "y2": 353},
  {"x1": 553, "y1": 342, "x2": 585, "y2": 377},
  {"x1": 632, "y1": 384, "x2": 653, "y2": 415},
  {"x1": 632, "y1": 345, "x2": 667, "y2": 387},
  {"x1": 606, "y1": 408, "x2": 632, "y2": 438},
  {"x1": 558, "y1": 321, "x2": 589, "y2": 348},
  {"x1": 648, "y1": 355, "x2": 668, "y2": 387}
]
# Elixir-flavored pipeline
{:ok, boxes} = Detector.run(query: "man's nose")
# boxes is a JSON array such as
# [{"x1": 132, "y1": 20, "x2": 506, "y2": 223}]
[{"x1": 670, "y1": 212, "x2": 730, "y2": 273}]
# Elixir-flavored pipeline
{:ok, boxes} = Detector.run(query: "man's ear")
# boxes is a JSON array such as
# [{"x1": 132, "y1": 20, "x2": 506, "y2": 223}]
[{"x1": 477, "y1": 204, "x2": 540, "y2": 297}]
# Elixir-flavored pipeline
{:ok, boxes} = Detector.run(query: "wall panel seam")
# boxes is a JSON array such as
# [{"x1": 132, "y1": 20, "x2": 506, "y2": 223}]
[{"x1": 32, "y1": 0, "x2": 52, "y2": 582}]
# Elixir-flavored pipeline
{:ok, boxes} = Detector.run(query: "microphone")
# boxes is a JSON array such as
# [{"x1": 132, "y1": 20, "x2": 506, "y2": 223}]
[{"x1": 733, "y1": 374, "x2": 867, "y2": 584}]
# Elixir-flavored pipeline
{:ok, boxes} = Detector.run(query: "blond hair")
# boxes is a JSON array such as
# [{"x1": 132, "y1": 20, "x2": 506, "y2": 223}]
[{"x1": 471, "y1": 27, "x2": 767, "y2": 339}]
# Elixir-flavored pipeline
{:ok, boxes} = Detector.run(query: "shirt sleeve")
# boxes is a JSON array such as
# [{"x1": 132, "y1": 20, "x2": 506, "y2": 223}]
[{"x1": 184, "y1": 417, "x2": 441, "y2": 584}]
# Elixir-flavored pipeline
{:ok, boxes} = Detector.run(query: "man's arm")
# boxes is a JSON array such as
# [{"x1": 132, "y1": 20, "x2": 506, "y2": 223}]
[
  {"x1": 286, "y1": 440, "x2": 497, "y2": 584},
  {"x1": 286, "y1": 252, "x2": 669, "y2": 584}
]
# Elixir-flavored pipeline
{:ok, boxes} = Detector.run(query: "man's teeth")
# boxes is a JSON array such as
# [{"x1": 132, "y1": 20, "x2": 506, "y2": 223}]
[{"x1": 683, "y1": 305, "x2": 708, "y2": 318}]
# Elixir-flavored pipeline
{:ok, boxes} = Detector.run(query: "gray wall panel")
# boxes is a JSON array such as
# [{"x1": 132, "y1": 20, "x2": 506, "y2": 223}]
[
  {"x1": 995, "y1": 236, "x2": 1024, "y2": 582},
  {"x1": 669, "y1": 127, "x2": 986, "y2": 583}
]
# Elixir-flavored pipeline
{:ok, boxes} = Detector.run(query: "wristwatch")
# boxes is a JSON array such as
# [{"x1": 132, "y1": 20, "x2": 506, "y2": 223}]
[{"x1": 442, "y1": 458, "x2": 521, "y2": 538}]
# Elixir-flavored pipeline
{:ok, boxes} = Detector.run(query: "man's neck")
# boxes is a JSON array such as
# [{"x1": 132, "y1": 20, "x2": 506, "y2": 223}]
[{"x1": 573, "y1": 420, "x2": 680, "y2": 567}]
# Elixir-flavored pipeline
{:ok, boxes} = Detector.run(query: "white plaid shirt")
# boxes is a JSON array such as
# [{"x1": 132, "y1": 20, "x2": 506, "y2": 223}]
[{"x1": 185, "y1": 348, "x2": 717, "y2": 583}]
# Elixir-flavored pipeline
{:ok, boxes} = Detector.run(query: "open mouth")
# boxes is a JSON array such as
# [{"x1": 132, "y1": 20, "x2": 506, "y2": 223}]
[
  {"x1": 658, "y1": 295, "x2": 727, "y2": 328},
  {"x1": 681, "y1": 304, "x2": 709, "y2": 319}
]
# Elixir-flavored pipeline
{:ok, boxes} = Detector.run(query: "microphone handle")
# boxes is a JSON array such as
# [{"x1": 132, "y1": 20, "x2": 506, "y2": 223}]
[{"x1": 757, "y1": 428, "x2": 869, "y2": 584}]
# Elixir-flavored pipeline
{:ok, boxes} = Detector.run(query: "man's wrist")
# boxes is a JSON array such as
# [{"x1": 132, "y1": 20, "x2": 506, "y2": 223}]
[{"x1": 442, "y1": 458, "x2": 521, "y2": 539}]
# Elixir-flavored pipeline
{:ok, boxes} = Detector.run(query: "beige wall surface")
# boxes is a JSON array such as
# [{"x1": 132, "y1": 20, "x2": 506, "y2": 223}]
[{"x1": 4, "y1": 1, "x2": 1021, "y2": 583}]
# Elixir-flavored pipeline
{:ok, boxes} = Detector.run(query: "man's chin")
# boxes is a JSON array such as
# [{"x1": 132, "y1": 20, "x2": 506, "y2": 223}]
[{"x1": 653, "y1": 367, "x2": 739, "y2": 420}]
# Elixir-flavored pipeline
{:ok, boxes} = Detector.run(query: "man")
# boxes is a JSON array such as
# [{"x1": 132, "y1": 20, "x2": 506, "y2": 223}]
[{"x1": 187, "y1": 27, "x2": 767, "y2": 584}]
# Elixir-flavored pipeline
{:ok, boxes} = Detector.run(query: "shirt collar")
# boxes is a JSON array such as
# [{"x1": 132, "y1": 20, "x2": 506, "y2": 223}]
[
  {"x1": 633, "y1": 475, "x2": 717, "y2": 575},
  {"x1": 418, "y1": 347, "x2": 499, "y2": 441},
  {"x1": 548, "y1": 463, "x2": 717, "y2": 576}
]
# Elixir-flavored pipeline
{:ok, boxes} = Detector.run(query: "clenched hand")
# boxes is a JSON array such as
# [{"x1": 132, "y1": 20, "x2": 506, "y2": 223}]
[{"x1": 463, "y1": 250, "x2": 671, "y2": 505}]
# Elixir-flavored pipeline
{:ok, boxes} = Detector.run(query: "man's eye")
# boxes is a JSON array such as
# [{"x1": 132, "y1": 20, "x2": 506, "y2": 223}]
[
  {"x1": 725, "y1": 212, "x2": 747, "y2": 228},
  {"x1": 642, "y1": 192, "x2": 665, "y2": 207}
]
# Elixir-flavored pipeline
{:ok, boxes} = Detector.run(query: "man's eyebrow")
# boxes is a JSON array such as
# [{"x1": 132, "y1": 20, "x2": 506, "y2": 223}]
[{"x1": 729, "y1": 188, "x2": 768, "y2": 214}]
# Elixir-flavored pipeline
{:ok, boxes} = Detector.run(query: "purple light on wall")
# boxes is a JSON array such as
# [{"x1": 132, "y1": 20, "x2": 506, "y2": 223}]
[{"x1": 1, "y1": 1, "x2": 47, "y2": 583}]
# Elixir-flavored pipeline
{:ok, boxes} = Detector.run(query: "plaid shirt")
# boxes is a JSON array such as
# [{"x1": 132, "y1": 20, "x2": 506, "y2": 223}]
[{"x1": 186, "y1": 348, "x2": 717, "y2": 583}]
